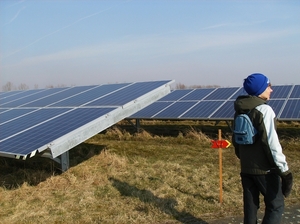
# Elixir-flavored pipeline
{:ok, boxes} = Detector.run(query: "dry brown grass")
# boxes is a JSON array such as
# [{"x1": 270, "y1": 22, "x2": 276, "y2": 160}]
[{"x1": 0, "y1": 123, "x2": 299, "y2": 224}]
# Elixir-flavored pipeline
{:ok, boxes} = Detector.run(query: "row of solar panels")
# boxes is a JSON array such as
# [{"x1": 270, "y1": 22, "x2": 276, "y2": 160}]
[
  {"x1": 0, "y1": 81, "x2": 299, "y2": 163},
  {"x1": 129, "y1": 85, "x2": 300, "y2": 121},
  {"x1": 0, "y1": 80, "x2": 173, "y2": 160}
]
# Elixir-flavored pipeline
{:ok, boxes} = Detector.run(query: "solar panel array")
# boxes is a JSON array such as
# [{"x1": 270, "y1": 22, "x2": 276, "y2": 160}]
[
  {"x1": 0, "y1": 80, "x2": 173, "y2": 160},
  {"x1": 129, "y1": 85, "x2": 300, "y2": 121}
]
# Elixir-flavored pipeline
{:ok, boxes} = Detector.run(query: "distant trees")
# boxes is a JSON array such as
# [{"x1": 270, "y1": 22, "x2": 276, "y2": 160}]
[
  {"x1": 18, "y1": 83, "x2": 29, "y2": 90},
  {"x1": 175, "y1": 83, "x2": 187, "y2": 89},
  {"x1": 2, "y1": 82, "x2": 14, "y2": 91},
  {"x1": 45, "y1": 84, "x2": 66, "y2": 89},
  {"x1": 1, "y1": 82, "x2": 65, "y2": 92},
  {"x1": 2, "y1": 82, "x2": 30, "y2": 91},
  {"x1": 1, "y1": 81, "x2": 221, "y2": 92},
  {"x1": 175, "y1": 82, "x2": 220, "y2": 89}
]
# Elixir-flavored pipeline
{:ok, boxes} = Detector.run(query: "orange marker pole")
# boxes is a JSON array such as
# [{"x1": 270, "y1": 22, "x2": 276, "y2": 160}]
[{"x1": 218, "y1": 129, "x2": 223, "y2": 204}]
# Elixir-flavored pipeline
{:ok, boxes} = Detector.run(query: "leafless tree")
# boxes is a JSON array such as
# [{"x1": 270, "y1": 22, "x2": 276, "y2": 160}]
[
  {"x1": 175, "y1": 83, "x2": 187, "y2": 89},
  {"x1": 190, "y1": 84, "x2": 220, "y2": 89},
  {"x1": 56, "y1": 84, "x2": 66, "y2": 88},
  {"x1": 18, "y1": 83, "x2": 29, "y2": 90},
  {"x1": 2, "y1": 82, "x2": 15, "y2": 91}
]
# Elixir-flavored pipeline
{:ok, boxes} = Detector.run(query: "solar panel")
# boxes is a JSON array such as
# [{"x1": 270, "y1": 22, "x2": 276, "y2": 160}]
[
  {"x1": 159, "y1": 89, "x2": 192, "y2": 101},
  {"x1": 154, "y1": 101, "x2": 197, "y2": 118},
  {"x1": 0, "y1": 80, "x2": 173, "y2": 168},
  {"x1": 268, "y1": 100, "x2": 286, "y2": 116},
  {"x1": 129, "y1": 85, "x2": 300, "y2": 121},
  {"x1": 290, "y1": 85, "x2": 300, "y2": 98},
  {"x1": 203, "y1": 87, "x2": 239, "y2": 100},
  {"x1": 20, "y1": 85, "x2": 98, "y2": 107},
  {"x1": 279, "y1": 99, "x2": 300, "y2": 120},
  {"x1": 180, "y1": 89, "x2": 214, "y2": 101},
  {"x1": 1, "y1": 88, "x2": 65, "y2": 107},
  {"x1": 0, "y1": 108, "x2": 36, "y2": 123},
  {"x1": 270, "y1": 85, "x2": 293, "y2": 99},
  {"x1": 210, "y1": 101, "x2": 234, "y2": 119},
  {"x1": 130, "y1": 102, "x2": 174, "y2": 118},
  {"x1": 181, "y1": 101, "x2": 224, "y2": 119}
]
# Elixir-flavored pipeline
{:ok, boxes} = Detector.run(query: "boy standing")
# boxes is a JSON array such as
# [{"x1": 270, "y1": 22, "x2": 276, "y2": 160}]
[{"x1": 233, "y1": 73, "x2": 293, "y2": 224}]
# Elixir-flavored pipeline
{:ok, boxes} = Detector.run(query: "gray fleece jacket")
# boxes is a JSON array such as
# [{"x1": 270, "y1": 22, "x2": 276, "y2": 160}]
[{"x1": 233, "y1": 95, "x2": 289, "y2": 175}]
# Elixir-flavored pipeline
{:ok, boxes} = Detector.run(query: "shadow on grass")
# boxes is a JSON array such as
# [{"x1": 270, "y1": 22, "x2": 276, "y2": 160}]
[
  {"x1": 109, "y1": 177, "x2": 208, "y2": 224},
  {"x1": 0, "y1": 142, "x2": 105, "y2": 190}
]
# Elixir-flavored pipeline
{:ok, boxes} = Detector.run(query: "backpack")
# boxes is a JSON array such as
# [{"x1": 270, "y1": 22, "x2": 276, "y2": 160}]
[{"x1": 233, "y1": 111, "x2": 257, "y2": 145}]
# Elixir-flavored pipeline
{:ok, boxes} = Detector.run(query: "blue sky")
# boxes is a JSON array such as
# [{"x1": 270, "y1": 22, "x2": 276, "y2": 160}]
[{"x1": 1, "y1": 0, "x2": 300, "y2": 89}]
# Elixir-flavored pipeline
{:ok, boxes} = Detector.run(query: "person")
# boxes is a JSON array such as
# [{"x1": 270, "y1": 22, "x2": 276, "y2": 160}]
[{"x1": 232, "y1": 73, "x2": 293, "y2": 224}]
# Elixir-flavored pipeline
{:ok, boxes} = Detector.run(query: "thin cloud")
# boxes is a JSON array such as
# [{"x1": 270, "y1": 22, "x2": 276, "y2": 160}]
[
  {"x1": 4, "y1": 0, "x2": 25, "y2": 9},
  {"x1": 9, "y1": 28, "x2": 295, "y2": 68},
  {"x1": 4, "y1": 6, "x2": 26, "y2": 26},
  {"x1": 202, "y1": 20, "x2": 267, "y2": 30},
  {"x1": 1, "y1": 1, "x2": 128, "y2": 61}
]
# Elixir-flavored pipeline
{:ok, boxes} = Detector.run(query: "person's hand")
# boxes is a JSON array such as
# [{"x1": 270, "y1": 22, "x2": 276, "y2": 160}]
[{"x1": 281, "y1": 172, "x2": 293, "y2": 198}]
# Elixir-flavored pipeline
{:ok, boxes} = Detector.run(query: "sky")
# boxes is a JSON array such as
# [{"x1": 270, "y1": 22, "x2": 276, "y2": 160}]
[{"x1": 1, "y1": 0, "x2": 300, "y2": 89}]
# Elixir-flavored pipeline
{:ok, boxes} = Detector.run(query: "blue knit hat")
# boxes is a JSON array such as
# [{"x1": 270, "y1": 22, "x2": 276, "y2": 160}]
[{"x1": 243, "y1": 73, "x2": 270, "y2": 96}]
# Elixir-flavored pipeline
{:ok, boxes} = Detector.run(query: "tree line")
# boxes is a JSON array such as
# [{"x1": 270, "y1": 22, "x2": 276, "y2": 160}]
[
  {"x1": 1, "y1": 82, "x2": 66, "y2": 92},
  {"x1": 1, "y1": 81, "x2": 220, "y2": 92}
]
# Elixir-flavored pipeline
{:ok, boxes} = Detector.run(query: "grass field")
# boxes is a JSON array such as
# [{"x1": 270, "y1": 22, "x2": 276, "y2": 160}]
[{"x1": 0, "y1": 121, "x2": 299, "y2": 223}]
